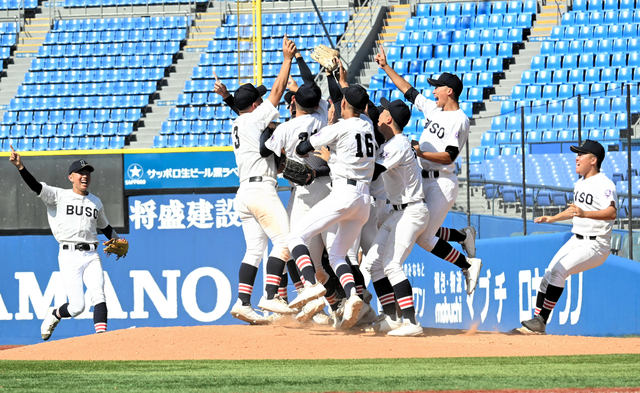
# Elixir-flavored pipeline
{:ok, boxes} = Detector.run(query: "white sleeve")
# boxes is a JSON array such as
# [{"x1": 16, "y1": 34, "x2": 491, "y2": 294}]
[
  {"x1": 249, "y1": 99, "x2": 280, "y2": 131},
  {"x1": 444, "y1": 119, "x2": 465, "y2": 149},
  {"x1": 97, "y1": 205, "x2": 109, "y2": 230},
  {"x1": 375, "y1": 142, "x2": 403, "y2": 170},
  {"x1": 37, "y1": 182, "x2": 59, "y2": 206},
  {"x1": 309, "y1": 123, "x2": 339, "y2": 149},
  {"x1": 603, "y1": 183, "x2": 617, "y2": 209},
  {"x1": 413, "y1": 93, "x2": 438, "y2": 116},
  {"x1": 264, "y1": 126, "x2": 287, "y2": 157}
]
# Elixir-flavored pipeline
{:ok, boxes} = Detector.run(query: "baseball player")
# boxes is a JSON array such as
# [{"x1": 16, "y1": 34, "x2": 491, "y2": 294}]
[
  {"x1": 518, "y1": 140, "x2": 617, "y2": 334},
  {"x1": 366, "y1": 98, "x2": 428, "y2": 336},
  {"x1": 8, "y1": 146, "x2": 121, "y2": 340},
  {"x1": 288, "y1": 85, "x2": 376, "y2": 330},
  {"x1": 228, "y1": 36, "x2": 298, "y2": 324},
  {"x1": 375, "y1": 46, "x2": 482, "y2": 295}
]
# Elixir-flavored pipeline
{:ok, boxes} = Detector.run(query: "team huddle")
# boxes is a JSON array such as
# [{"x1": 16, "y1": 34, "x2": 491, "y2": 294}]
[{"x1": 223, "y1": 36, "x2": 482, "y2": 336}]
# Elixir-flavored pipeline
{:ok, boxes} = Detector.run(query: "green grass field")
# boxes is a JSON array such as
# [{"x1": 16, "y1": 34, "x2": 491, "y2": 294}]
[{"x1": 1, "y1": 354, "x2": 640, "y2": 392}]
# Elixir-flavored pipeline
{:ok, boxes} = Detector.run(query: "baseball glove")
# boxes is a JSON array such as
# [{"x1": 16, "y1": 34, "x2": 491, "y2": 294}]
[
  {"x1": 103, "y1": 238, "x2": 129, "y2": 260},
  {"x1": 311, "y1": 44, "x2": 340, "y2": 72},
  {"x1": 282, "y1": 159, "x2": 313, "y2": 186}
]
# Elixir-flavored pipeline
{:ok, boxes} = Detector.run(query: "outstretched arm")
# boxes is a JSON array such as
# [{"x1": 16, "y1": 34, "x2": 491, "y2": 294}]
[
  {"x1": 267, "y1": 36, "x2": 297, "y2": 108},
  {"x1": 374, "y1": 44, "x2": 412, "y2": 95},
  {"x1": 295, "y1": 51, "x2": 315, "y2": 85},
  {"x1": 9, "y1": 145, "x2": 42, "y2": 194}
]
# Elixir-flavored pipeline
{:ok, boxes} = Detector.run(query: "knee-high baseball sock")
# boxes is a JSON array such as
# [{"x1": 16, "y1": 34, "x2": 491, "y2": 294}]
[
  {"x1": 393, "y1": 280, "x2": 417, "y2": 324},
  {"x1": 265, "y1": 256, "x2": 285, "y2": 300},
  {"x1": 325, "y1": 281, "x2": 339, "y2": 311},
  {"x1": 538, "y1": 284, "x2": 564, "y2": 323},
  {"x1": 286, "y1": 259, "x2": 304, "y2": 291},
  {"x1": 291, "y1": 245, "x2": 317, "y2": 285},
  {"x1": 55, "y1": 303, "x2": 71, "y2": 319},
  {"x1": 335, "y1": 263, "x2": 356, "y2": 298},
  {"x1": 431, "y1": 238, "x2": 471, "y2": 269},
  {"x1": 346, "y1": 255, "x2": 365, "y2": 299},
  {"x1": 93, "y1": 302, "x2": 107, "y2": 333},
  {"x1": 238, "y1": 263, "x2": 258, "y2": 306},
  {"x1": 436, "y1": 228, "x2": 466, "y2": 242},
  {"x1": 373, "y1": 278, "x2": 397, "y2": 320},
  {"x1": 533, "y1": 290, "x2": 545, "y2": 316},
  {"x1": 278, "y1": 271, "x2": 289, "y2": 302}
]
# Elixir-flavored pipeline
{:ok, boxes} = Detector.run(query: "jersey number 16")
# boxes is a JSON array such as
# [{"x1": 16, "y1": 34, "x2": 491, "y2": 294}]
[{"x1": 355, "y1": 133, "x2": 374, "y2": 158}]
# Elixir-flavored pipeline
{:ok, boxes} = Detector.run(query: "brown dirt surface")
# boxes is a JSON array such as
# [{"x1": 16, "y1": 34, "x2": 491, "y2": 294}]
[{"x1": 0, "y1": 323, "x2": 639, "y2": 361}]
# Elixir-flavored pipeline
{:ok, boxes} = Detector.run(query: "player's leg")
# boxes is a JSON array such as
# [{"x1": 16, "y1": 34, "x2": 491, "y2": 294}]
[
  {"x1": 435, "y1": 226, "x2": 477, "y2": 258},
  {"x1": 83, "y1": 254, "x2": 107, "y2": 333},
  {"x1": 522, "y1": 237, "x2": 609, "y2": 334}
]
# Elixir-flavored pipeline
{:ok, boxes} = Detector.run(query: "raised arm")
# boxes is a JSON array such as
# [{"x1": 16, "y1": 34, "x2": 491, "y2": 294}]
[
  {"x1": 9, "y1": 145, "x2": 42, "y2": 195},
  {"x1": 267, "y1": 36, "x2": 297, "y2": 108},
  {"x1": 295, "y1": 51, "x2": 315, "y2": 85},
  {"x1": 374, "y1": 44, "x2": 412, "y2": 95}
]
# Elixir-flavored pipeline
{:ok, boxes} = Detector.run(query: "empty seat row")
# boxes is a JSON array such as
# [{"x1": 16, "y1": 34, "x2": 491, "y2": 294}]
[
  {"x1": 405, "y1": 13, "x2": 532, "y2": 31},
  {"x1": 161, "y1": 119, "x2": 233, "y2": 135},
  {"x1": 483, "y1": 129, "x2": 621, "y2": 146},
  {"x1": 539, "y1": 37, "x2": 640, "y2": 56},
  {"x1": 153, "y1": 133, "x2": 231, "y2": 148},
  {"x1": 64, "y1": 0, "x2": 206, "y2": 6},
  {"x1": 215, "y1": 24, "x2": 345, "y2": 39},
  {"x1": 532, "y1": 51, "x2": 640, "y2": 70},
  {"x1": 0, "y1": 34, "x2": 15, "y2": 47},
  {"x1": 561, "y1": 9, "x2": 640, "y2": 25},
  {"x1": 24, "y1": 68, "x2": 164, "y2": 84},
  {"x1": 512, "y1": 82, "x2": 638, "y2": 100},
  {"x1": 191, "y1": 64, "x2": 304, "y2": 80},
  {"x1": 490, "y1": 113, "x2": 629, "y2": 131},
  {"x1": 380, "y1": 58, "x2": 505, "y2": 77},
  {"x1": 9, "y1": 95, "x2": 149, "y2": 111},
  {"x1": 573, "y1": 0, "x2": 640, "y2": 11},
  {"x1": 206, "y1": 36, "x2": 332, "y2": 53},
  {"x1": 224, "y1": 11, "x2": 350, "y2": 26},
  {"x1": 551, "y1": 23, "x2": 640, "y2": 40},
  {"x1": 38, "y1": 42, "x2": 180, "y2": 57},
  {"x1": 0, "y1": 123, "x2": 134, "y2": 138},
  {"x1": 522, "y1": 67, "x2": 640, "y2": 86},
  {"x1": 0, "y1": 0, "x2": 37, "y2": 9},
  {"x1": 416, "y1": 1, "x2": 538, "y2": 17},
  {"x1": 372, "y1": 83, "x2": 484, "y2": 104},
  {"x1": 16, "y1": 81, "x2": 157, "y2": 98},
  {"x1": 501, "y1": 97, "x2": 640, "y2": 116},
  {"x1": 53, "y1": 16, "x2": 189, "y2": 32},
  {"x1": 29, "y1": 55, "x2": 173, "y2": 71},
  {"x1": 1, "y1": 136, "x2": 126, "y2": 151},
  {"x1": 176, "y1": 93, "x2": 224, "y2": 107},
  {"x1": 1, "y1": 109, "x2": 141, "y2": 125},
  {"x1": 199, "y1": 50, "x2": 296, "y2": 66},
  {"x1": 396, "y1": 28, "x2": 524, "y2": 45},
  {"x1": 168, "y1": 106, "x2": 236, "y2": 121},
  {"x1": 44, "y1": 29, "x2": 186, "y2": 45},
  {"x1": 386, "y1": 43, "x2": 513, "y2": 62}
]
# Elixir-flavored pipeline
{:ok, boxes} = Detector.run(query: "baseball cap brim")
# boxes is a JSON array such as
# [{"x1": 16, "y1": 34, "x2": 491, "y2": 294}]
[
  {"x1": 569, "y1": 145, "x2": 589, "y2": 154},
  {"x1": 380, "y1": 97, "x2": 391, "y2": 110},
  {"x1": 256, "y1": 85, "x2": 267, "y2": 96},
  {"x1": 427, "y1": 78, "x2": 447, "y2": 87}
]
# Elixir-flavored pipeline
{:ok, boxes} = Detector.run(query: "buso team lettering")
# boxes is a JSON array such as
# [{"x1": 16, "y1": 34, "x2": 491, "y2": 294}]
[
  {"x1": 66, "y1": 205, "x2": 99, "y2": 218},
  {"x1": 574, "y1": 192, "x2": 593, "y2": 205},
  {"x1": 423, "y1": 119, "x2": 445, "y2": 139}
]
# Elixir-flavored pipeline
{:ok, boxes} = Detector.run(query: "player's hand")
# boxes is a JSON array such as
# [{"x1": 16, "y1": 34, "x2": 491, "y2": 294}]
[
  {"x1": 9, "y1": 145, "x2": 23, "y2": 170},
  {"x1": 287, "y1": 75, "x2": 299, "y2": 93},
  {"x1": 374, "y1": 44, "x2": 388, "y2": 68},
  {"x1": 213, "y1": 80, "x2": 230, "y2": 99},
  {"x1": 566, "y1": 203, "x2": 584, "y2": 218},
  {"x1": 412, "y1": 142, "x2": 423, "y2": 157},
  {"x1": 313, "y1": 146, "x2": 330, "y2": 161},
  {"x1": 283, "y1": 35, "x2": 297, "y2": 60},
  {"x1": 338, "y1": 58, "x2": 348, "y2": 88},
  {"x1": 534, "y1": 216, "x2": 552, "y2": 223}
]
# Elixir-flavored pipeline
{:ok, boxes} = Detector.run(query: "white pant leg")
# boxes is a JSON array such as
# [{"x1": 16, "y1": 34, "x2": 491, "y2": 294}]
[
  {"x1": 365, "y1": 213, "x2": 396, "y2": 283},
  {"x1": 543, "y1": 236, "x2": 611, "y2": 288},
  {"x1": 58, "y1": 248, "x2": 105, "y2": 317},
  {"x1": 359, "y1": 200, "x2": 381, "y2": 256},
  {"x1": 416, "y1": 176, "x2": 458, "y2": 251},
  {"x1": 83, "y1": 254, "x2": 106, "y2": 306}
]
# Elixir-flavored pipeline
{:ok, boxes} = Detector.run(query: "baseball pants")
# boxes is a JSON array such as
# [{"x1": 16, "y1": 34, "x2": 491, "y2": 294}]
[
  {"x1": 416, "y1": 174, "x2": 458, "y2": 251},
  {"x1": 540, "y1": 235, "x2": 611, "y2": 290},
  {"x1": 360, "y1": 198, "x2": 393, "y2": 256},
  {"x1": 58, "y1": 246, "x2": 105, "y2": 317},
  {"x1": 365, "y1": 202, "x2": 430, "y2": 286},
  {"x1": 236, "y1": 181, "x2": 290, "y2": 266}
]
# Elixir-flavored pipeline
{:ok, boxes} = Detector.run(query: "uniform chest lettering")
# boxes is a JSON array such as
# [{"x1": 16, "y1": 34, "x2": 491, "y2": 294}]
[
  {"x1": 66, "y1": 205, "x2": 98, "y2": 218},
  {"x1": 423, "y1": 119, "x2": 445, "y2": 139},
  {"x1": 574, "y1": 191, "x2": 594, "y2": 205}
]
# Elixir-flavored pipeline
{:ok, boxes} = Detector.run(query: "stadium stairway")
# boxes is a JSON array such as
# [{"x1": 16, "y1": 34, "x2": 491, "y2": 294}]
[{"x1": 529, "y1": 0, "x2": 569, "y2": 40}]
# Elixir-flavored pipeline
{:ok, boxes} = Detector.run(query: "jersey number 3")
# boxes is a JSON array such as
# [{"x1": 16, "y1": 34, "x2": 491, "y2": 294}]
[
  {"x1": 232, "y1": 126, "x2": 240, "y2": 149},
  {"x1": 355, "y1": 133, "x2": 374, "y2": 158}
]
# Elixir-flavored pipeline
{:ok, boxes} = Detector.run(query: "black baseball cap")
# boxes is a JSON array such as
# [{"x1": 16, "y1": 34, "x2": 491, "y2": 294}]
[
  {"x1": 68, "y1": 159, "x2": 94, "y2": 175},
  {"x1": 294, "y1": 82, "x2": 322, "y2": 108},
  {"x1": 343, "y1": 85, "x2": 369, "y2": 111},
  {"x1": 284, "y1": 91, "x2": 295, "y2": 106},
  {"x1": 380, "y1": 97, "x2": 411, "y2": 130},
  {"x1": 234, "y1": 83, "x2": 267, "y2": 110},
  {"x1": 428, "y1": 72, "x2": 464, "y2": 99},
  {"x1": 570, "y1": 139, "x2": 605, "y2": 162}
]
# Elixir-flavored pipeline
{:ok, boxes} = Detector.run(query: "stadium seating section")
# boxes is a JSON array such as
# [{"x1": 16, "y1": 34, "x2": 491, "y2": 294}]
[
  {"x1": 0, "y1": 0, "x2": 37, "y2": 9},
  {"x1": 155, "y1": 11, "x2": 348, "y2": 148},
  {"x1": 0, "y1": 16, "x2": 188, "y2": 151}
]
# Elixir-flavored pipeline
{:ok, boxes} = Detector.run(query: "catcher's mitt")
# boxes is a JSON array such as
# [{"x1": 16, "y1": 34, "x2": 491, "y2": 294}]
[
  {"x1": 282, "y1": 159, "x2": 313, "y2": 186},
  {"x1": 103, "y1": 238, "x2": 129, "y2": 260},
  {"x1": 311, "y1": 44, "x2": 339, "y2": 72}
]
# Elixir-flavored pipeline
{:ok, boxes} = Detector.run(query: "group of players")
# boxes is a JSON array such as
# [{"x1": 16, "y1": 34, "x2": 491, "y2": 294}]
[{"x1": 222, "y1": 35, "x2": 482, "y2": 336}]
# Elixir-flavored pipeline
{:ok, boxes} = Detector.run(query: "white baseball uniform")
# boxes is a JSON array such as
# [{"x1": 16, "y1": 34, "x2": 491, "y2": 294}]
[
  {"x1": 541, "y1": 172, "x2": 617, "y2": 289},
  {"x1": 39, "y1": 183, "x2": 109, "y2": 317},
  {"x1": 232, "y1": 99, "x2": 290, "y2": 266},
  {"x1": 410, "y1": 93, "x2": 470, "y2": 251}
]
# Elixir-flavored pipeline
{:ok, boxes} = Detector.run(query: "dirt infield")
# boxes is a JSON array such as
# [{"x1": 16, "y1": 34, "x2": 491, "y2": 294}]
[{"x1": 1, "y1": 322, "x2": 639, "y2": 361}]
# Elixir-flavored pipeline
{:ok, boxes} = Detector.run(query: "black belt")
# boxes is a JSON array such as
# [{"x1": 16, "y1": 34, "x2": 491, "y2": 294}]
[
  {"x1": 422, "y1": 169, "x2": 439, "y2": 179},
  {"x1": 392, "y1": 199, "x2": 425, "y2": 211},
  {"x1": 63, "y1": 243, "x2": 98, "y2": 251},
  {"x1": 576, "y1": 234, "x2": 597, "y2": 240},
  {"x1": 249, "y1": 176, "x2": 263, "y2": 182},
  {"x1": 346, "y1": 179, "x2": 357, "y2": 186}
]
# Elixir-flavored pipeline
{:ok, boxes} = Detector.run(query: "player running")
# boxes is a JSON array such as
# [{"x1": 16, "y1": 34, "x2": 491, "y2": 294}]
[
  {"x1": 517, "y1": 140, "x2": 617, "y2": 334},
  {"x1": 9, "y1": 146, "x2": 122, "y2": 340},
  {"x1": 375, "y1": 45, "x2": 482, "y2": 295}
]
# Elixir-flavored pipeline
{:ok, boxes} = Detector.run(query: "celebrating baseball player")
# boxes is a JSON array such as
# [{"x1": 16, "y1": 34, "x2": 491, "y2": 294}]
[
  {"x1": 228, "y1": 36, "x2": 298, "y2": 324},
  {"x1": 365, "y1": 98, "x2": 428, "y2": 336},
  {"x1": 8, "y1": 146, "x2": 127, "y2": 340},
  {"x1": 517, "y1": 140, "x2": 617, "y2": 334},
  {"x1": 288, "y1": 85, "x2": 376, "y2": 330},
  {"x1": 375, "y1": 45, "x2": 482, "y2": 295}
]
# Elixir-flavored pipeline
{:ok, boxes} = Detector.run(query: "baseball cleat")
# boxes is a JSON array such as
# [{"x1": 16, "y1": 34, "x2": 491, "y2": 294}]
[
  {"x1": 362, "y1": 288, "x2": 373, "y2": 304},
  {"x1": 295, "y1": 297, "x2": 326, "y2": 322},
  {"x1": 230, "y1": 299, "x2": 270, "y2": 325},
  {"x1": 461, "y1": 226, "x2": 477, "y2": 258},
  {"x1": 288, "y1": 282, "x2": 326, "y2": 309},
  {"x1": 354, "y1": 303, "x2": 382, "y2": 328},
  {"x1": 312, "y1": 309, "x2": 332, "y2": 325},
  {"x1": 41, "y1": 307, "x2": 60, "y2": 341},
  {"x1": 387, "y1": 321, "x2": 424, "y2": 337},
  {"x1": 340, "y1": 294, "x2": 364, "y2": 330},
  {"x1": 258, "y1": 295, "x2": 297, "y2": 315},
  {"x1": 520, "y1": 315, "x2": 546, "y2": 334},
  {"x1": 463, "y1": 258, "x2": 483, "y2": 295},
  {"x1": 373, "y1": 314, "x2": 403, "y2": 333}
]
